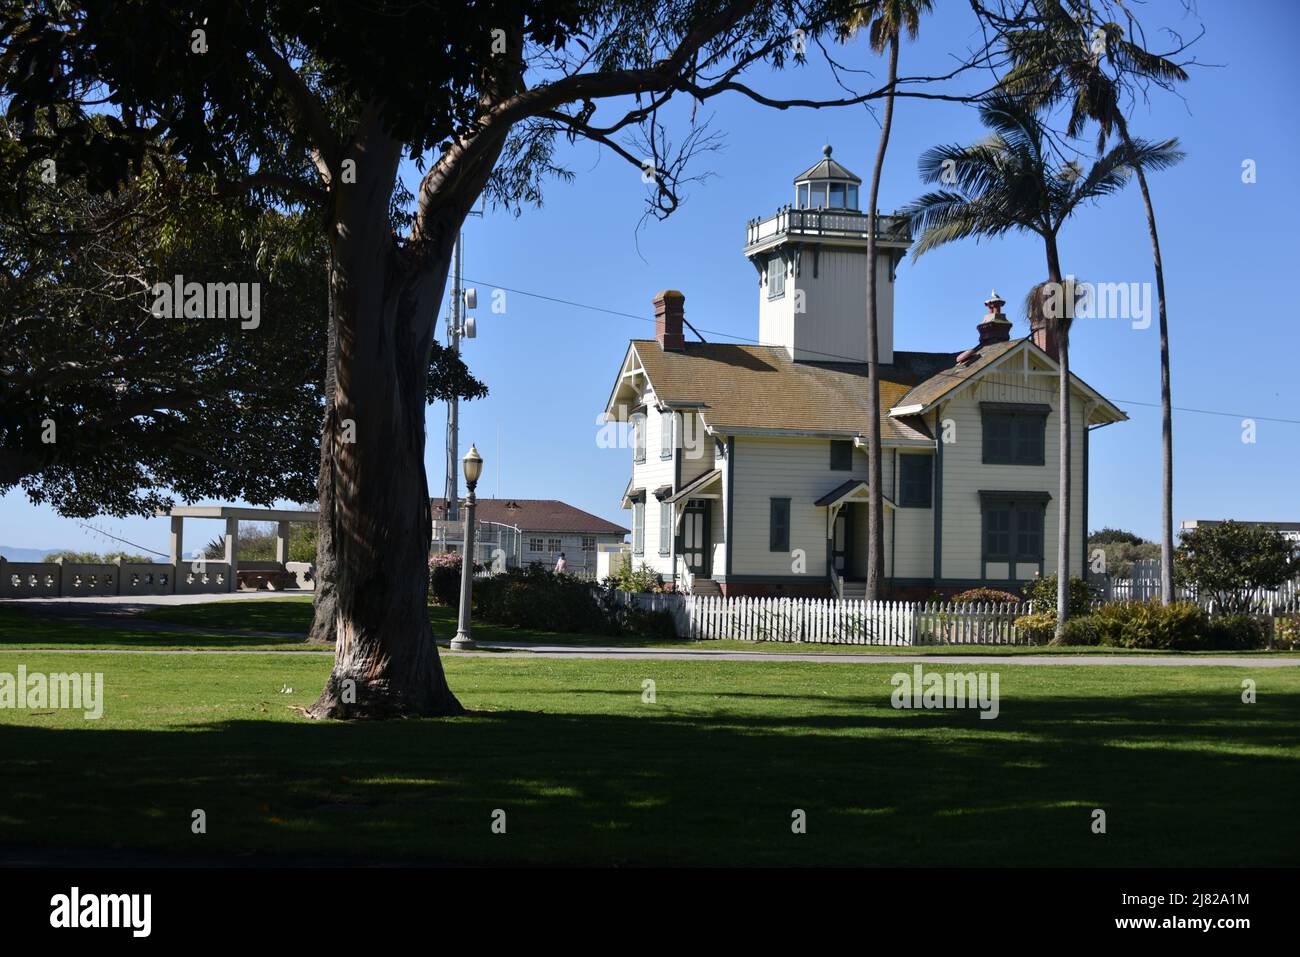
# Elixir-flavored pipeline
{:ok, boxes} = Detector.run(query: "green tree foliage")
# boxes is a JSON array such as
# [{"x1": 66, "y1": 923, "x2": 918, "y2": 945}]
[
  {"x1": 0, "y1": 116, "x2": 484, "y2": 517},
  {"x1": 1175, "y1": 521, "x2": 1300, "y2": 614},
  {"x1": 1022, "y1": 573, "x2": 1094, "y2": 617},
  {"x1": 1087, "y1": 528, "x2": 1160, "y2": 577},
  {"x1": 201, "y1": 522, "x2": 318, "y2": 563},
  {"x1": 43, "y1": 549, "x2": 153, "y2": 564}
]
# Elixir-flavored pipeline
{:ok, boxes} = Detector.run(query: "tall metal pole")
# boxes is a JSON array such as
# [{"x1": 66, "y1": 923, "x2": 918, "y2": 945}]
[{"x1": 444, "y1": 232, "x2": 463, "y2": 524}]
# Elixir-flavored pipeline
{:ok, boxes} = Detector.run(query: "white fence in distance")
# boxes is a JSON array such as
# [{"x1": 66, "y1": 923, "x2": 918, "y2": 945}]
[
  {"x1": 1102, "y1": 577, "x2": 1300, "y2": 614},
  {"x1": 619, "y1": 593, "x2": 1025, "y2": 646}
]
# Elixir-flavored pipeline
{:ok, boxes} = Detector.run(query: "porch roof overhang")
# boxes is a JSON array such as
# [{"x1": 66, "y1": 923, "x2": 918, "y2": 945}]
[
  {"x1": 665, "y1": 469, "x2": 722, "y2": 504},
  {"x1": 814, "y1": 479, "x2": 896, "y2": 510},
  {"x1": 621, "y1": 482, "x2": 646, "y2": 509}
]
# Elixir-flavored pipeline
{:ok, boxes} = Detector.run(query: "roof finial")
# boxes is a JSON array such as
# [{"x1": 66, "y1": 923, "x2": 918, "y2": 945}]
[{"x1": 823, "y1": 144, "x2": 833, "y2": 158}]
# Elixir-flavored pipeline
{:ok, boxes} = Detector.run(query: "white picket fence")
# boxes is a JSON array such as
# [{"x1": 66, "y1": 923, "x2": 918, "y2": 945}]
[
  {"x1": 1102, "y1": 577, "x2": 1300, "y2": 614},
  {"x1": 619, "y1": 584, "x2": 1300, "y2": 647},
  {"x1": 680, "y1": 595, "x2": 1023, "y2": 646}
]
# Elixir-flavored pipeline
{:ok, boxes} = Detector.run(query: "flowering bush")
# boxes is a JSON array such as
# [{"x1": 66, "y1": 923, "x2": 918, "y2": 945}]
[
  {"x1": 951, "y1": 587, "x2": 1020, "y2": 604},
  {"x1": 1275, "y1": 616, "x2": 1300, "y2": 650},
  {"x1": 428, "y1": 551, "x2": 482, "y2": 606}
]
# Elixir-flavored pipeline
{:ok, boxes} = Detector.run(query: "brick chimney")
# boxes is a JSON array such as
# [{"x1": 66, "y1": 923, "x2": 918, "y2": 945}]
[
  {"x1": 654, "y1": 290, "x2": 686, "y2": 351},
  {"x1": 976, "y1": 289, "x2": 1011, "y2": 347}
]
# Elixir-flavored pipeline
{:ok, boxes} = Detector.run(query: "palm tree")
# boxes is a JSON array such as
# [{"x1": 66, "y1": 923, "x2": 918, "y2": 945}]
[
  {"x1": 899, "y1": 95, "x2": 1179, "y2": 638},
  {"x1": 998, "y1": 0, "x2": 1188, "y2": 605},
  {"x1": 846, "y1": 0, "x2": 933, "y2": 601}
]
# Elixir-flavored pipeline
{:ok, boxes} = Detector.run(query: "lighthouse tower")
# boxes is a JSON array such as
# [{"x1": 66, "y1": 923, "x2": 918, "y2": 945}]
[{"x1": 743, "y1": 146, "x2": 911, "y2": 364}]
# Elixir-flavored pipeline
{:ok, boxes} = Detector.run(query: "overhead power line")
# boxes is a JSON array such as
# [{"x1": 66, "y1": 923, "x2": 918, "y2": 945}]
[{"x1": 463, "y1": 275, "x2": 1300, "y2": 427}]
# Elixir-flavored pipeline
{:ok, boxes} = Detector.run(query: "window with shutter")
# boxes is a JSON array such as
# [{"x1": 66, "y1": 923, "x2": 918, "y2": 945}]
[
  {"x1": 982, "y1": 405, "x2": 1047, "y2": 465},
  {"x1": 768, "y1": 254, "x2": 785, "y2": 298},
  {"x1": 898, "y1": 454, "x2": 933, "y2": 507},
  {"x1": 631, "y1": 412, "x2": 646, "y2": 464},
  {"x1": 829, "y1": 440, "x2": 853, "y2": 471},
  {"x1": 660, "y1": 410, "x2": 674, "y2": 459},
  {"x1": 769, "y1": 498, "x2": 791, "y2": 552}
]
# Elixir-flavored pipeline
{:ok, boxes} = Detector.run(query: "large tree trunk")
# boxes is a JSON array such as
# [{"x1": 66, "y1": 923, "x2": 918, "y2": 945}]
[
  {"x1": 307, "y1": 247, "x2": 339, "y2": 644},
  {"x1": 307, "y1": 118, "x2": 461, "y2": 719},
  {"x1": 864, "y1": 35, "x2": 899, "y2": 602},
  {"x1": 1117, "y1": 116, "x2": 1174, "y2": 605}
]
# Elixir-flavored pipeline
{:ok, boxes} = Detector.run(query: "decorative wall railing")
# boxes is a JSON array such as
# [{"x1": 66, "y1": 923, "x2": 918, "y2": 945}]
[
  {"x1": 0, "y1": 557, "x2": 315, "y2": 599},
  {"x1": 744, "y1": 207, "x2": 911, "y2": 249}
]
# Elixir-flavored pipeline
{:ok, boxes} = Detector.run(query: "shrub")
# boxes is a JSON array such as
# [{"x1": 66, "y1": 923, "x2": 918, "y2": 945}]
[
  {"x1": 620, "y1": 606, "x2": 678, "y2": 641},
  {"x1": 427, "y1": 551, "x2": 482, "y2": 606},
  {"x1": 604, "y1": 556, "x2": 664, "y2": 594},
  {"x1": 1014, "y1": 612, "x2": 1056, "y2": 645},
  {"x1": 1275, "y1": 616, "x2": 1300, "y2": 651},
  {"x1": 475, "y1": 564, "x2": 620, "y2": 635},
  {"x1": 952, "y1": 587, "x2": 1020, "y2": 604},
  {"x1": 1090, "y1": 601, "x2": 1208, "y2": 650},
  {"x1": 1204, "y1": 614, "x2": 1269, "y2": 651},
  {"x1": 1053, "y1": 615, "x2": 1102, "y2": 646},
  {"x1": 1022, "y1": 574, "x2": 1094, "y2": 617}
]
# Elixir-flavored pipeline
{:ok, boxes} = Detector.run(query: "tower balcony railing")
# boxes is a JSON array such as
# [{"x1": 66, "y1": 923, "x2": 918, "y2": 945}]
[{"x1": 744, "y1": 206, "x2": 911, "y2": 250}]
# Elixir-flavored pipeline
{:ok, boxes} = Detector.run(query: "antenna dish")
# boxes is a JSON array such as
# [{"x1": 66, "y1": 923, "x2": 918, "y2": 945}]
[
  {"x1": 463, "y1": 316, "x2": 477, "y2": 339},
  {"x1": 463, "y1": 288, "x2": 477, "y2": 310}
]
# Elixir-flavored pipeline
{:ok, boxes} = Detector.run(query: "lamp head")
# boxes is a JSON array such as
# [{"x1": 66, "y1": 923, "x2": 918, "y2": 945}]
[{"x1": 462, "y1": 444, "x2": 484, "y2": 488}]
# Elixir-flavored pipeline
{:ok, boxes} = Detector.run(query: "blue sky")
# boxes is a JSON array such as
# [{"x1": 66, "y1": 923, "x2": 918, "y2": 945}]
[{"x1": 3, "y1": 0, "x2": 1297, "y2": 556}]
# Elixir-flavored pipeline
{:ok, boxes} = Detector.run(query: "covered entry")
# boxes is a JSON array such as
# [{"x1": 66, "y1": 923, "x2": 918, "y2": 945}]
[
  {"x1": 665, "y1": 469, "x2": 721, "y2": 585},
  {"x1": 815, "y1": 480, "x2": 894, "y2": 596}
]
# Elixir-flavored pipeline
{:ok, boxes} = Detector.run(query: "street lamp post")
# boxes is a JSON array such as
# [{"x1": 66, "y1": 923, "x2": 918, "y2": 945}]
[{"x1": 451, "y1": 445, "x2": 484, "y2": 651}]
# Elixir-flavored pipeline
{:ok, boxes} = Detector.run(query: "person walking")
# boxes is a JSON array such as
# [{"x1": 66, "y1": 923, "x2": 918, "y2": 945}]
[{"x1": 553, "y1": 552, "x2": 568, "y2": 574}]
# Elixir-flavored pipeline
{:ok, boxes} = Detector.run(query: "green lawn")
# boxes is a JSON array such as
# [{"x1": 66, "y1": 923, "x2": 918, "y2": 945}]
[{"x1": 0, "y1": 645, "x2": 1296, "y2": 865}]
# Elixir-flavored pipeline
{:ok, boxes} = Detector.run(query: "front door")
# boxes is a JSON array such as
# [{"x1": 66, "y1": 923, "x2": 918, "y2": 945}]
[
  {"x1": 832, "y1": 505, "x2": 854, "y2": 576},
  {"x1": 681, "y1": 501, "x2": 711, "y2": 576}
]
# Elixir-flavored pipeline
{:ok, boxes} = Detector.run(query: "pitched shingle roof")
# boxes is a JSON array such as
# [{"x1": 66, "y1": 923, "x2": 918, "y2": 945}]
[
  {"x1": 430, "y1": 498, "x2": 628, "y2": 535},
  {"x1": 891, "y1": 337, "x2": 1023, "y2": 411},
  {"x1": 628, "y1": 340, "x2": 965, "y2": 442}
]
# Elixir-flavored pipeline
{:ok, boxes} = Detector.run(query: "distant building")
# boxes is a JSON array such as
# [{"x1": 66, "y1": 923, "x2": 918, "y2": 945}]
[
  {"x1": 430, "y1": 497, "x2": 628, "y2": 577},
  {"x1": 1180, "y1": 520, "x2": 1300, "y2": 543}
]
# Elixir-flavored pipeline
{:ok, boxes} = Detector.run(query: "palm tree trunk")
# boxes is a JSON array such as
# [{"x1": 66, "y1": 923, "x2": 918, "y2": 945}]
[
  {"x1": 864, "y1": 34, "x2": 899, "y2": 602},
  {"x1": 1044, "y1": 244, "x2": 1070, "y2": 640},
  {"x1": 1116, "y1": 114, "x2": 1174, "y2": 605}
]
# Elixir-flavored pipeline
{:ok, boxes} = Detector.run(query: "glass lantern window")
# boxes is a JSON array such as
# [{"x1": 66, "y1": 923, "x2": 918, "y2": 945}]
[{"x1": 829, "y1": 182, "x2": 846, "y2": 208}]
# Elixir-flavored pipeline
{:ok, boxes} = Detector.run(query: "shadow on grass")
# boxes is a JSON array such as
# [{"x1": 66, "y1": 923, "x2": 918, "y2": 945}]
[{"x1": 1, "y1": 688, "x2": 1296, "y2": 867}]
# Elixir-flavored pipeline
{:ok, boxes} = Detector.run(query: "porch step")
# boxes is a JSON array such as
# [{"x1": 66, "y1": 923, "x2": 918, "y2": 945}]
[
  {"x1": 840, "y1": 581, "x2": 867, "y2": 600},
  {"x1": 691, "y1": 578, "x2": 721, "y2": 596}
]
